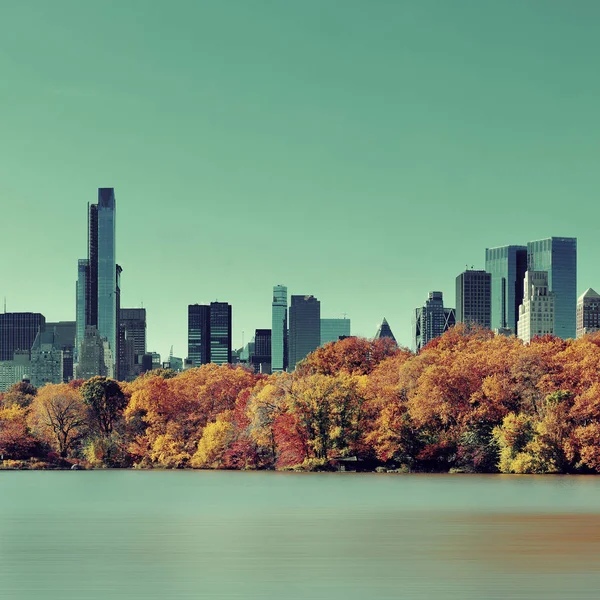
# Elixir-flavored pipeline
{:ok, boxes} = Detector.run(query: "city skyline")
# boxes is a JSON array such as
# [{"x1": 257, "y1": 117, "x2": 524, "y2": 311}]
[{"x1": 2, "y1": 2, "x2": 600, "y2": 359}]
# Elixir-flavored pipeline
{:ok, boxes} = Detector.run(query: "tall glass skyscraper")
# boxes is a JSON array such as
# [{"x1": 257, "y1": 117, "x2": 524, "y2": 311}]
[
  {"x1": 320, "y1": 318, "x2": 351, "y2": 346},
  {"x1": 485, "y1": 245, "x2": 527, "y2": 332},
  {"x1": 188, "y1": 304, "x2": 211, "y2": 367},
  {"x1": 271, "y1": 285, "x2": 288, "y2": 372},
  {"x1": 289, "y1": 295, "x2": 320, "y2": 368},
  {"x1": 456, "y1": 270, "x2": 491, "y2": 329},
  {"x1": 210, "y1": 302, "x2": 232, "y2": 365},
  {"x1": 527, "y1": 237, "x2": 577, "y2": 340},
  {"x1": 0, "y1": 312, "x2": 46, "y2": 361},
  {"x1": 97, "y1": 188, "x2": 117, "y2": 362},
  {"x1": 414, "y1": 291, "x2": 455, "y2": 350},
  {"x1": 75, "y1": 188, "x2": 118, "y2": 375}
]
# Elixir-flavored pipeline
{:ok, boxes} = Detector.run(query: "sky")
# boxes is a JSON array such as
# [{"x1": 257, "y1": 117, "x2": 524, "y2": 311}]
[{"x1": 2, "y1": 0, "x2": 600, "y2": 359}]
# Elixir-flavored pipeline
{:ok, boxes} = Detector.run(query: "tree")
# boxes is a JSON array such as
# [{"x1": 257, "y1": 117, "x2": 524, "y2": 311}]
[
  {"x1": 0, "y1": 404, "x2": 35, "y2": 459},
  {"x1": 2, "y1": 382, "x2": 37, "y2": 408},
  {"x1": 81, "y1": 377, "x2": 127, "y2": 437},
  {"x1": 28, "y1": 384, "x2": 87, "y2": 457}
]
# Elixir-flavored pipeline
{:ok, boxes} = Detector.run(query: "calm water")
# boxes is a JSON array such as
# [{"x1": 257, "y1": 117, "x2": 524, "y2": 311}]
[{"x1": 1, "y1": 472, "x2": 600, "y2": 599}]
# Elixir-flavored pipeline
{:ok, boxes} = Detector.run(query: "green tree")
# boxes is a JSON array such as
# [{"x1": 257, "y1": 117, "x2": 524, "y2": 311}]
[{"x1": 81, "y1": 377, "x2": 127, "y2": 437}]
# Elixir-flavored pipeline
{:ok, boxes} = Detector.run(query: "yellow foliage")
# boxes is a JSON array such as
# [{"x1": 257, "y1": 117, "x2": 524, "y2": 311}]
[{"x1": 191, "y1": 411, "x2": 235, "y2": 469}]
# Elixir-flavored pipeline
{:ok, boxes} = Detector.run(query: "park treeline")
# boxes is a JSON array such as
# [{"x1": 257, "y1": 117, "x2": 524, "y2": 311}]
[{"x1": 2, "y1": 324, "x2": 600, "y2": 473}]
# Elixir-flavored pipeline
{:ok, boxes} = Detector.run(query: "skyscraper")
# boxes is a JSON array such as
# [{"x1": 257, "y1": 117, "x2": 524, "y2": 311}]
[
  {"x1": 577, "y1": 288, "x2": 600, "y2": 338},
  {"x1": 30, "y1": 329, "x2": 64, "y2": 388},
  {"x1": 252, "y1": 329, "x2": 272, "y2": 374},
  {"x1": 456, "y1": 270, "x2": 491, "y2": 328},
  {"x1": 118, "y1": 308, "x2": 147, "y2": 380},
  {"x1": 188, "y1": 304, "x2": 211, "y2": 367},
  {"x1": 517, "y1": 271, "x2": 555, "y2": 343},
  {"x1": 485, "y1": 245, "x2": 527, "y2": 333},
  {"x1": 0, "y1": 312, "x2": 46, "y2": 361},
  {"x1": 289, "y1": 295, "x2": 320, "y2": 368},
  {"x1": 76, "y1": 188, "x2": 119, "y2": 374},
  {"x1": 527, "y1": 237, "x2": 577, "y2": 340},
  {"x1": 271, "y1": 285, "x2": 288, "y2": 372},
  {"x1": 375, "y1": 318, "x2": 397, "y2": 343},
  {"x1": 46, "y1": 321, "x2": 76, "y2": 383},
  {"x1": 414, "y1": 292, "x2": 455, "y2": 351},
  {"x1": 209, "y1": 302, "x2": 232, "y2": 365},
  {"x1": 320, "y1": 318, "x2": 351, "y2": 346}
]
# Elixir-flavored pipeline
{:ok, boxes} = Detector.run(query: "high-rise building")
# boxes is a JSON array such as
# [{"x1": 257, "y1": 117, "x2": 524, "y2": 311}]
[
  {"x1": 118, "y1": 308, "x2": 147, "y2": 380},
  {"x1": 188, "y1": 304, "x2": 211, "y2": 367},
  {"x1": 456, "y1": 270, "x2": 491, "y2": 329},
  {"x1": 485, "y1": 245, "x2": 527, "y2": 333},
  {"x1": 271, "y1": 285, "x2": 288, "y2": 373},
  {"x1": 517, "y1": 271, "x2": 555, "y2": 343},
  {"x1": 252, "y1": 329, "x2": 272, "y2": 374},
  {"x1": 0, "y1": 312, "x2": 46, "y2": 362},
  {"x1": 210, "y1": 302, "x2": 232, "y2": 365},
  {"x1": 289, "y1": 295, "x2": 320, "y2": 368},
  {"x1": 46, "y1": 321, "x2": 76, "y2": 383},
  {"x1": 30, "y1": 329, "x2": 64, "y2": 388},
  {"x1": 527, "y1": 237, "x2": 577, "y2": 340},
  {"x1": 414, "y1": 292, "x2": 455, "y2": 351},
  {"x1": 75, "y1": 188, "x2": 119, "y2": 373},
  {"x1": 375, "y1": 318, "x2": 397, "y2": 343},
  {"x1": 320, "y1": 318, "x2": 351, "y2": 346},
  {"x1": 577, "y1": 288, "x2": 600, "y2": 338},
  {"x1": 0, "y1": 351, "x2": 31, "y2": 392},
  {"x1": 75, "y1": 326, "x2": 113, "y2": 380}
]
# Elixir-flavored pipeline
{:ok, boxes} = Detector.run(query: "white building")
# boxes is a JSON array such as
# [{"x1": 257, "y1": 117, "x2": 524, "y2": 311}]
[
  {"x1": 0, "y1": 351, "x2": 31, "y2": 392},
  {"x1": 517, "y1": 271, "x2": 555, "y2": 343},
  {"x1": 576, "y1": 288, "x2": 600, "y2": 338}
]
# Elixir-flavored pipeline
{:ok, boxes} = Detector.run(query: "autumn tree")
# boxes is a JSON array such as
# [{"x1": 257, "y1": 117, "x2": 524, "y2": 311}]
[
  {"x1": 2, "y1": 382, "x2": 37, "y2": 408},
  {"x1": 81, "y1": 377, "x2": 127, "y2": 437},
  {"x1": 28, "y1": 384, "x2": 87, "y2": 457}
]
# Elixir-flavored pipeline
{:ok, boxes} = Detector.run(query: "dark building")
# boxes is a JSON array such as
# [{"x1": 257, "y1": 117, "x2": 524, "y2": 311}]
[
  {"x1": 456, "y1": 270, "x2": 492, "y2": 328},
  {"x1": 252, "y1": 329, "x2": 272, "y2": 374},
  {"x1": 188, "y1": 304, "x2": 211, "y2": 367},
  {"x1": 375, "y1": 318, "x2": 397, "y2": 343},
  {"x1": 210, "y1": 302, "x2": 232, "y2": 365},
  {"x1": 75, "y1": 188, "x2": 118, "y2": 374},
  {"x1": 527, "y1": 237, "x2": 577, "y2": 340},
  {"x1": 118, "y1": 308, "x2": 147, "y2": 381},
  {"x1": 46, "y1": 321, "x2": 76, "y2": 382},
  {"x1": 0, "y1": 312, "x2": 46, "y2": 361},
  {"x1": 289, "y1": 295, "x2": 321, "y2": 368},
  {"x1": 414, "y1": 292, "x2": 455, "y2": 350},
  {"x1": 485, "y1": 245, "x2": 527, "y2": 333}
]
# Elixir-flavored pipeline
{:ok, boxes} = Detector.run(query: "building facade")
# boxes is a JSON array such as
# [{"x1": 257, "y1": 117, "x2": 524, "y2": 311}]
[
  {"x1": 0, "y1": 312, "x2": 46, "y2": 362},
  {"x1": 75, "y1": 326, "x2": 113, "y2": 380},
  {"x1": 252, "y1": 329, "x2": 272, "y2": 374},
  {"x1": 517, "y1": 271, "x2": 555, "y2": 343},
  {"x1": 209, "y1": 302, "x2": 232, "y2": 365},
  {"x1": 271, "y1": 285, "x2": 288, "y2": 372},
  {"x1": 118, "y1": 308, "x2": 147, "y2": 380},
  {"x1": 0, "y1": 351, "x2": 31, "y2": 392},
  {"x1": 30, "y1": 330, "x2": 64, "y2": 388},
  {"x1": 485, "y1": 245, "x2": 527, "y2": 333},
  {"x1": 289, "y1": 295, "x2": 321, "y2": 368},
  {"x1": 45, "y1": 321, "x2": 76, "y2": 383},
  {"x1": 576, "y1": 288, "x2": 600, "y2": 338},
  {"x1": 414, "y1": 292, "x2": 455, "y2": 351},
  {"x1": 527, "y1": 237, "x2": 576, "y2": 339},
  {"x1": 188, "y1": 304, "x2": 211, "y2": 367},
  {"x1": 456, "y1": 270, "x2": 491, "y2": 329},
  {"x1": 320, "y1": 318, "x2": 351, "y2": 346}
]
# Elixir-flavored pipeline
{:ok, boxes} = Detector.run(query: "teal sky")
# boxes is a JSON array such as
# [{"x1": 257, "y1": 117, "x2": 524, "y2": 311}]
[{"x1": 2, "y1": 1, "x2": 600, "y2": 358}]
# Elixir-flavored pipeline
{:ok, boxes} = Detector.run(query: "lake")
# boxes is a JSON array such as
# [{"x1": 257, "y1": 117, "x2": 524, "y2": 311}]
[{"x1": 1, "y1": 472, "x2": 600, "y2": 599}]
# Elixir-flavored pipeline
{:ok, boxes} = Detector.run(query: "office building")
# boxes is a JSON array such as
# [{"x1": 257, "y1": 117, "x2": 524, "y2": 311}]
[
  {"x1": 118, "y1": 308, "x2": 147, "y2": 381},
  {"x1": 527, "y1": 237, "x2": 577, "y2": 340},
  {"x1": 271, "y1": 285, "x2": 288, "y2": 373},
  {"x1": 188, "y1": 304, "x2": 211, "y2": 367},
  {"x1": 75, "y1": 188, "x2": 118, "y2": 373},
  {"x1": 30, "y1": 330, "x2": 64, "y2": 388},
  {"x1": 210, "y1": 302, "x2": 232, "y2": 365},
  {"x1": 517, "y1": 271, "x2": 555, "y2": 343},
  {"x1": 375, "y1": 318, "x2": 397, "y2": 343},
  {"x1": 252, "y1": 329, "x2": 272, "y2": 374},
  {"x1": 456, "y1": 270, "x2": 491, "y2": 329},
  {"x1": 0, "y1": 312, "x2": 46, "y2": 362},
  {"x1": 485, "y1": 245, "x2": 527, "y2": 332},
  {"x1": 75, "y1": 326, "x2": 113, "y2": 380},
  {"x1": 0, "y1": 351, "x2": 31, "y2": 392},
  {"x1": 289, "y1": 295, "x2": 320, "y2": 368},
  {"x1": 45, "y1": 321, "x2": 76, "y2": 383},
  {"x1": 414, "y1": 292, "x2": 455, "y2": 351},
  {"x1": 577, "y1": 288, "x2": 600, "y2": 338},
  {"x1": 320, "y1": 318, "x2": 351, "y2": 346}
]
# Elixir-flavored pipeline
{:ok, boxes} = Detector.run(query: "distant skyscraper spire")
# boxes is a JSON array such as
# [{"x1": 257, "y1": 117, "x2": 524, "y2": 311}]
[{"x1": 375, "y1": 318, "x2": 396, "y2": 343}]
